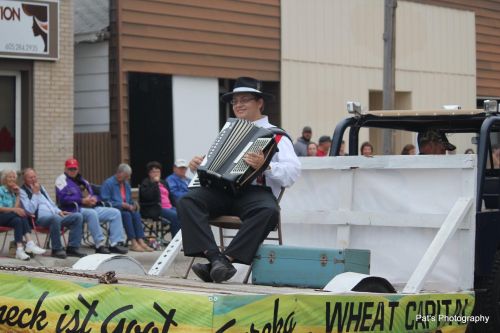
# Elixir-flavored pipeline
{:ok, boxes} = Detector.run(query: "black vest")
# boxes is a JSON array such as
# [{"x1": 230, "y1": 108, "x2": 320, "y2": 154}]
[{"x1": 21, "y1": 184, "x2": 50, "y2": 219}]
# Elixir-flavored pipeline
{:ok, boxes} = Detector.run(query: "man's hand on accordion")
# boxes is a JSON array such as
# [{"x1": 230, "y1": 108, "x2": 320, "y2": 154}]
[
  {"x1": 243, "y1": 151, "x2": 266, "y2": 170},
  {"x1": 189, "y1": 155, "x2": 204, "y2": 173}
]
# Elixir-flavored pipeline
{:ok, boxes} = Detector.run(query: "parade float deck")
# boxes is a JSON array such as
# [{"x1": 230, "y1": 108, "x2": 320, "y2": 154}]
[
  {"x1": 0, "y1": 245, "x2": 474, "y2": 333},
  {"x1": 0, "y1": 155, "x2": 481, "y2": 332}
]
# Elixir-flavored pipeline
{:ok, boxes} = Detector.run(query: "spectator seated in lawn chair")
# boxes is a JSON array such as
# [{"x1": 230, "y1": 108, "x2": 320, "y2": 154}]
[
  {"x1": 20, "y1": 168, "x2": 86, "y2": 259},
  {"x1": 55, "y1": 158, "x2": 128, "y2": 254},
  {"x1": 101, "y1": 164, "x2": 153, "y2": 252},
  {"x1": 0, "y1": 169, "x2": 46, "y2": 261},
  {"x1": 139, "y1": 161, "x2": 181, "y2": 239},
  {"x1": 166, "y1": 159, "x2": 191, "y2": 204}
]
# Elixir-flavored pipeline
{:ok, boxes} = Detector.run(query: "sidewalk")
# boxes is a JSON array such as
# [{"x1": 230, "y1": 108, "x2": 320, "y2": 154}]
[{"x1": 0, "y1": 240, "x2": 193, "y2": 279}]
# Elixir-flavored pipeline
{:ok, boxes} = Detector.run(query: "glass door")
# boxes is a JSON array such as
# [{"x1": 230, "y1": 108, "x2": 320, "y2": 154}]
[{"x1": 0, "y1": 71, "x2": 21, "y2": 170}]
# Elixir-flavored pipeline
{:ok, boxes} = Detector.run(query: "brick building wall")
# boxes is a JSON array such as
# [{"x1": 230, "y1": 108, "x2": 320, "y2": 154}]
[{"x1": 33, "y1": 1, "x2": 74, "y2": 194}]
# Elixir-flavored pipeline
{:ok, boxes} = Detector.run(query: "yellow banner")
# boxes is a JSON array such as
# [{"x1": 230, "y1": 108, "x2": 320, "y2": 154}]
[
  {"x1": 213, "y1": 294, "x2": 476, "y2": 333},
  {"x1": 0, "y1": 273, "x2": 213, "y2": 332},
  {"x1": 0, "y1": 273, "x2": 476, "y2": 333}
]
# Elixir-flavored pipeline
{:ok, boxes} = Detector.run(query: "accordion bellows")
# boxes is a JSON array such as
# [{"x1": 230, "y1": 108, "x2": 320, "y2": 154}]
[{"x1": 192, "y1": 118, "x2": 282, "y2": 194}]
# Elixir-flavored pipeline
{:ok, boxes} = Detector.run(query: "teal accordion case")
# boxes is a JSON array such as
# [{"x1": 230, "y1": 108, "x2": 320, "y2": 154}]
[{"x1": 252, "y1": 244, "x2": 370, "y2": 288}]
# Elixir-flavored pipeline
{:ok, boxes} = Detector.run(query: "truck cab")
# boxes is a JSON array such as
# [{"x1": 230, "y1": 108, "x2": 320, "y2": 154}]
[{"x1": 329, "y1": 104, "x2": 500, "y2": 332}]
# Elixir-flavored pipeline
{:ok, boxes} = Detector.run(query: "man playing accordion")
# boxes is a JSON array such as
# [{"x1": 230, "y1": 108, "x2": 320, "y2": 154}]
[{"x1": 178, "y1": 77, "x2": 301, "y2": 283}]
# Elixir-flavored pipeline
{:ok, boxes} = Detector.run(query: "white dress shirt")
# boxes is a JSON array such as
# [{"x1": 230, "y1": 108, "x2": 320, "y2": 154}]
[{"x1": 253, "y1": 116, "x2": 301, "y2": 197}]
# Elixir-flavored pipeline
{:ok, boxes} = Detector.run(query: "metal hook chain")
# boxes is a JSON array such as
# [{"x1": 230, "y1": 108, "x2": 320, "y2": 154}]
[{"x1": 0, "y1": 265, "x2": 118, "y2": 284}]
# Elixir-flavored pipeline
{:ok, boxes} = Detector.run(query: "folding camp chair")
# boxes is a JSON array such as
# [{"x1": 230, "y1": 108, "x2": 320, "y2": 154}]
[
  {"x1": 29, "y1": 217, "x2": 67, "y2": 250},
  {"x1": 0, "y1": 226, "x2": 13, "y2": 255}
]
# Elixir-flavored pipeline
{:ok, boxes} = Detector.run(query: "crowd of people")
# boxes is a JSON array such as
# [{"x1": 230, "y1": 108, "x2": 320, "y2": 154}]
[
  {"x1": 0, "y1": 157, "x2": 189, "y2": 261},
  {"x1": 294, "y1": 126, "x2": 348, "y2": 157},
  {"x1": 294, "y1": 126, "x2": 475, "y2": 157}
]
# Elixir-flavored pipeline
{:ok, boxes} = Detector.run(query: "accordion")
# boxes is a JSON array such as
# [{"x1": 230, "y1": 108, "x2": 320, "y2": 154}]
[{"x1": 190, "y1": 118, "x2": 286, "y2": 194}]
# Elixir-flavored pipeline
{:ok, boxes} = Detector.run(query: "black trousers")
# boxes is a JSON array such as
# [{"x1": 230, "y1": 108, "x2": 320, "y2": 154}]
[
  {"x1": 178, "y1": 186, "x2": 280, "y2": 264},
  {"x1": 0, "y1": 212, "x2": 31, "y2": 243}
]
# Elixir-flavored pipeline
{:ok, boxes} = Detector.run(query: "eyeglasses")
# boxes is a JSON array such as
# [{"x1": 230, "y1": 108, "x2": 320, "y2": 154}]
[
  {"x1": 67, "y1": 168, "x2": 78, "y2": 171},
  {"x1": 230, "y1": 97, "x2": 255, "y2": 105}
]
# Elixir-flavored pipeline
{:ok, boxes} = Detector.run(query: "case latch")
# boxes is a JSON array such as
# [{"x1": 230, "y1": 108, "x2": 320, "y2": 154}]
[
  {"x1": 320, "y1": 254, "x2": 328, "y2": 266},
  {"x1": 268, "y1": 251, "x2": 276, "y2": 264}
]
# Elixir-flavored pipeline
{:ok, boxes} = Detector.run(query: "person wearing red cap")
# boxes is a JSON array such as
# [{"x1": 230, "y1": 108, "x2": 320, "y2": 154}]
[{"x1": 55, "y1": 158, "x2": 128, "y2": 254}]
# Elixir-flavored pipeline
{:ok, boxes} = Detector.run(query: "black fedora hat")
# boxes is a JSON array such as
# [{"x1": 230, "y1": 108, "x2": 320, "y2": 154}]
[{"x1": 221, "y1": 77, "x2": 275, "y2": 103}]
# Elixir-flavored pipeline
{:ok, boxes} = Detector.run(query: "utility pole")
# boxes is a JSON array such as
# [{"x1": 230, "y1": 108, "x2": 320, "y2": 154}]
[{"x1": 382, "y1": 0, "x2": 397, "y2": 155}]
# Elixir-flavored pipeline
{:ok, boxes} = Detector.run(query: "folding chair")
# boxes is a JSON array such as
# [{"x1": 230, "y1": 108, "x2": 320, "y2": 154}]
[
  {"x1": 0, "y1": 226, "x2": 13, "y2": 254},
  {"x1": 141, "y1": 216, "x2": 172, "y2": 247},
  {"x1": 79, "y1": 184, "x2": 111, "y2": 246},
  {"x1": 82, "y1": 219, "x2": 110, "y2": 247},
  {"x1": 184, "y1": 188, "x2": 285, "y2": 283},
  {"x1": 29, "y1": 217, "x2": 67, "y2": 250}
]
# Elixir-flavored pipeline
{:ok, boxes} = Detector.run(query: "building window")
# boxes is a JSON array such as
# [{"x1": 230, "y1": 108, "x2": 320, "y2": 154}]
[{"x1": 0, "y1": 71, "x2": 21, "y2": 170}]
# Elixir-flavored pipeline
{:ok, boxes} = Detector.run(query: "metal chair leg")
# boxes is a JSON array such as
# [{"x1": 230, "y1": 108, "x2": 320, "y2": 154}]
[
  {"x1": 43, "y1": 235, "x2": 50, "y2": 249},
  {"x1": 184, "y1": 256, "x2": 196, "y2": 279},
  {"x1": 0, "y1": 231, "x2": 8, "y2": 254},
  {"x1": 218, "y1": 227, "x2": 225, "y2": 251},
  {"x1": 243, "y1": 262, "x2": 253, "y2": 284},
  {"x1": 61, "y1": 227, "x2": 68, "y2": 247},
  {"x1": 277, "y1": 218, "x2": 283, "y2": 245}
]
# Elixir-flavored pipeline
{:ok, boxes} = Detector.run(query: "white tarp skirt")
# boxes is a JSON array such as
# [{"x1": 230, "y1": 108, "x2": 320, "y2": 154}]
[{"x1": 279, "y1": 155, "x2": 476, "y2": 292}]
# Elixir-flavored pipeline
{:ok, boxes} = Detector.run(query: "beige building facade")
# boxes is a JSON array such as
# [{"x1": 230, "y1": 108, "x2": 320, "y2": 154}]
[
  {"x1": 74, "y1": 0, "x2": 281, "y2": 185},
  {"x1": 281, "y1": 0, "x2": 476, "y2": 154}
]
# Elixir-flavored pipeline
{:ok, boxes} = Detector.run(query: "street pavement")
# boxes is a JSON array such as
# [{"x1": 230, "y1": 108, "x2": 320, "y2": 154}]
[{"x1": 0, "y1": 239, "x2": 193, "y2": 279}]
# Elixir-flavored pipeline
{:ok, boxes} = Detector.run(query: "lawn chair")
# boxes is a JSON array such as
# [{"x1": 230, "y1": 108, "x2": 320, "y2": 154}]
[
  {"x1": 29, "y1": 217, "x2": 67, "y2": 250},
  {"x1": 0, "y1": 226, "x2": 13, "y2": 255}
]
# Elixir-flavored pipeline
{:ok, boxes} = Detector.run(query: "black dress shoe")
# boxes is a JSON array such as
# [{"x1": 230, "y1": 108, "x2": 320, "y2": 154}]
[
  {"x1": 109, "y1": 244, "x2": 128, "y2": 254},
  {"x1": 51, "y1": 249, "x2": 67, "y2": 259},
  {"x1": 210, "y1": 258, "x2": 237, "y2": 283},
  {"x1": 66, "y1": 246, "x2": 87, "y2": 258},
  {"x1": 96, "y1": 246, "x2": 111, "y2": 254},
  {"x1": 192, "y1": 263, "x2": 213, "y2": 282}
]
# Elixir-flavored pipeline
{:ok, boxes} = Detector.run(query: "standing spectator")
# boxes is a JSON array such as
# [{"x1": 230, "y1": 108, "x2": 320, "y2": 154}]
[
  {"x1": 166, "y1": 159, "x2": 191, "y2": 203},
  {"x1": 55, "y1": 158, "x2": 128, "y2": 254},
  {"x1": 339, "y1": 140, "x2": 348, "y2": 156},
  {"x1": 401, "y1": 144, "x2": 416, "y2": 155},
  {"x1": 294, "y1": 126, "x2": 312, "y2": 156},
  {"x1": 101, "y1": 164, "x2": 153, "y2": 252},
  {"x1": 360, "y1": 141, "x2": 374, "y2": 157},
  {"x1": 492, "y1": 144, "x2": 500, "y2": 168},
  {"x1": 139, "y1": 161, "x2": 181, "y2": 237},
  {"x1": 316, "y1": 135, "x2": 332, "y2": 156},
  {"x1": 307, "y1": 142, "x2": 318, "y2": 156},
  {"x1": 20, "y1": 168, "x2": 86, "y2": 259},
  {"x1": 0, "y1": 169, "x2": 46, "y2": 260}
]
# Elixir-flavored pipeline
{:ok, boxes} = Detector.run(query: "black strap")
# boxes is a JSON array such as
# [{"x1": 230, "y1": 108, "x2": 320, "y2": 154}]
[
  {"x1": 268, "y1": 127, "x2": 292, "y2": 143},
  {"x1": 22, "y1": 184, "x2": 50, "y2": 201}
]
